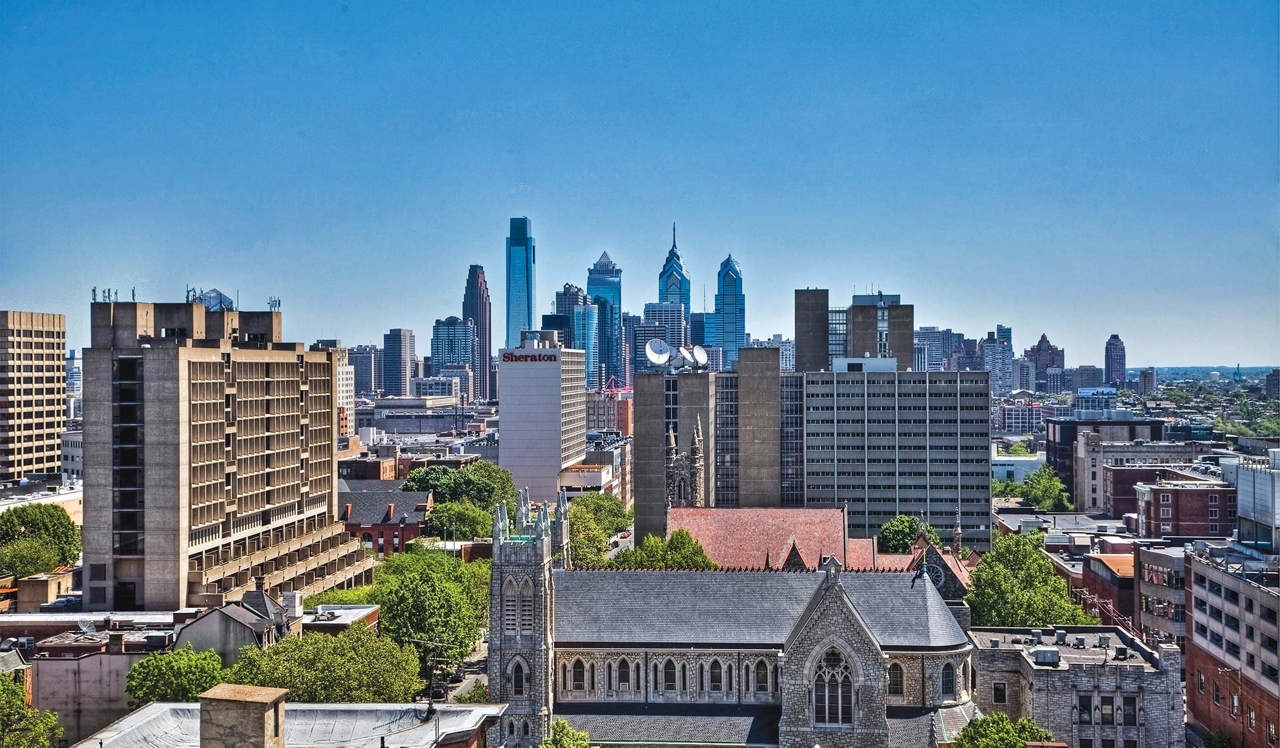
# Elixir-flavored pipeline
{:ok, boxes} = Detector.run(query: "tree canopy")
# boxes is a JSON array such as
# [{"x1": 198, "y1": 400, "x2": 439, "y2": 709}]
[
  {"x1": 0, "y1": 503, "x2": 81, "y2": 567},
  {"x1": 402, "y1": 461, "x2": 517, "y2": 517},
  {"x1": 0, "y1": 676, "x2": 62, "y2": 748},
  {"x1": 612, "y1": 529, "x2": 715, "y2": 570},
  {"x1": 952, "y1": 712, "x2": 1054, "y2": 748},
  {"x1": 228, "y1": 626, "x2": 423, "y2": 702},
  {"x1": 992, "y1": 466, "x2": 1071, "y2": 512},
  {"x1": 426, "y1": 502, "x2": 493, "y2": 541},
  {"x1": 0, "y1": 537, "x2": 59, "y2": 579},
  {"x1": 541, "y1": 718, "x2": 590, "y2": 748},
  {"x1": 966, "y1": 532, "x2": 1096, "y2": 627},
  {"x1": 126, "y1": 644, "x2": 226, "y2": 707},
  {"x1": 877, "y1": 515, "x2": 941, "y2": 553}
]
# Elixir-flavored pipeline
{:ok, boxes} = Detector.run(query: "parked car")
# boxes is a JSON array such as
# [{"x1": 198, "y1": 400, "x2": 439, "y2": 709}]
[{"x1": 430, "y1": 686, "x2": 446, "y2": 700}]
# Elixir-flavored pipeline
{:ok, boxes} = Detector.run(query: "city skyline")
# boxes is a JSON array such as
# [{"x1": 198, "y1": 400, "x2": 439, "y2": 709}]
[{"x1": 1, "y1": 3, "x2": 1276, "y2": 365}]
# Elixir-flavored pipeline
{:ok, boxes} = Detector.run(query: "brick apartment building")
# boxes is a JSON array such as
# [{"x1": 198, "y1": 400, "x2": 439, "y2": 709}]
[{"x1": 1136, "y1": 469, "x2": 1236, "y2": 539}]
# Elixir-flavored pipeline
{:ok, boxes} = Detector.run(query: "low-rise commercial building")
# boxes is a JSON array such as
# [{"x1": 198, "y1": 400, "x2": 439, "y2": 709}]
[
  {"x1": 1072, "y1": 432, "x2": 1220, "y2": 511},
  {"x1": 1045, "y1": 416, "x2": 1166, "y2": 503},
  {"x1": 1135, "y1": 469, "x2": 1236, "y2": 538},
  {"x1": 1133, "y1": 546, "x2": 1186, "y2": 650}
]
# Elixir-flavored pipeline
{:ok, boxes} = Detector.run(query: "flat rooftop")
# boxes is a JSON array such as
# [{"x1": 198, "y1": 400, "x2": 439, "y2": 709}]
[
  {"x1": 969, "y1": 627, "x2": 1159, "y2": 671},
  {"x1": 302, "y1": 605, "x2": 379, "y2": 627}
]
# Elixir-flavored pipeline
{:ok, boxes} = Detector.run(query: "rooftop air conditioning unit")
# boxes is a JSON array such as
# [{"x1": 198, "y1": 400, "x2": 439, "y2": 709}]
[
  {"x1": 1099, "y1": 634, "x2": 1111, "y2": 648},
  {"x1": 1075, "y1": 636, "x2": 1087, "y2": 649},
  {"x1": 1115, "y1": 646, "x2": 1129, "y2": 660},
  {"x1": 1056, "y1": 631, "x2": 1068, "y2": 645},
  {"x1": 1032, "y1": 647, "x2": 1061, "y2": 667}
]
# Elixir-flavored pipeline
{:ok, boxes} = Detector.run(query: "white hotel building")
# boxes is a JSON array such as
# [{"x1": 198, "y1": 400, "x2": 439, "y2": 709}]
[{"x1": 497, "y1": 331, "x2": 586, "y2": 502}]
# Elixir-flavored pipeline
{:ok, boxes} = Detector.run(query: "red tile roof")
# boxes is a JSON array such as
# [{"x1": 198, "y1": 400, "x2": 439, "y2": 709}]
[{"x1": 667, "y1": 507, "x2": 847, "y2": 570}]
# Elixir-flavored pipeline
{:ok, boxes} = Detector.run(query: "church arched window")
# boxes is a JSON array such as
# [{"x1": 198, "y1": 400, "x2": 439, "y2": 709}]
[
  {"x1": 635, "y1": 662, "x2": 641, "y2": 690},
  {"x1": 606, "y1": 662, "x2": 613, "y2": 690},
  {"x1": 513, "y1": 661, "x2": 525, "y2": 696},
  {"x1": 941, "y1": 663, "x2": 955, "y2": 697},
  {"x1": 813, "y1": 648, "x2": 854, "y2": 725},
  {"x1": 618, "y1": 658, "x2": 630, "y2": 691},
  {"x1": 572, "y1": 660, "x2": 585, "y2": 691},
  {"x1": 755, "y1": 660, "x2": 769, "y2": 692},
  {"x1": 502, "y1": 579, "x2": 518, "y2": 634},
  {"x1": 522, "y1": 721, "x2": 530, "y2": 737},
  {"x1": 710, "y1": 660, "x2": 723, "y2": 691},
  {"x1": 519, "y1": 579, "x2": 534, "y2": 634},
  {"x1": 663, "y1": 660, "x2": 676, "y2": 692},
  {"x1": 699, "y1": 663, "x2": 704, "y2": 692},
  {"x1": 508, "y1": 721, "x2": 516, "y2": 736},
  {"x1": 680, "y1": 663, "x2": 687, "y2": 691},
  {"x1": 589, "y1": 663, "x2": 596, "y2": 691},
  {"x1": 727, "y1": 663, "x2": 733, "y2": 692},
  {"x1": 887, "y1": 663, "x2": 904, "y2": 695},
  {"x1": 560, "y1": 663, "x2": 567, "y2": 691}
]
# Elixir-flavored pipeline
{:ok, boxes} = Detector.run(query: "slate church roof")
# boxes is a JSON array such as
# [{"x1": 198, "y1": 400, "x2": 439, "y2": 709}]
[{"x1": 551, "y1": 569, "x2": 968, "y2": 650}]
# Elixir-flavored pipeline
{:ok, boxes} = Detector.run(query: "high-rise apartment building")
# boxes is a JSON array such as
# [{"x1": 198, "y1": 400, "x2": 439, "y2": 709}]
[
  {"x1": 497, "y1": 332, "x2": 586, "y2": 502},
  {"x1": 555, "y1": 285, "x2": 599, "y2": 389},
  {"x1": 430, "y1": 316, "x2": 477, "y2": 379},
  {"x1": 82, "y1": 298, "x2": 374, "y2": 611},
  {"x1": 913, "y1": 343, "x2": 929, "y2": 374},
  {"x1": 658, "y1": 224, "x2": 691, "y2": 326},
  {"x1": 381, "y1": 329, "x2": 416, "y2": 397},
  {"x1": 642, "y1": 303, "x2": 686, "y2": 350},
  {"x1": 1139, "y1": 366, "x2": 1158, "y2": 396},
  {"x1": 914, "y1": 327, "x2": 964, "y2": 372},
  {"x1": 66, "y1": 350, "x2": 83, "y2": 395},
  {"x1": 828, "y1": 307, "x2": 847, "y2": 370},
  {"x1": 980, "y1": 334, "x2": 1014, "y2": 396},
  {"x1": 996, "y1": 324, "x2": 1012, "y2": 349},
  {"x1": 1, "y1": 311, "x2": 67, "y2": 482},
  {"x1": 1265, "y1": 369, "x2": 1279, "y2": 399},
  {"x1": 587, "y1": 252, "x2": 623, "y2": 387},
  {"x1": 315, "y1": 341, "x2": 355, "y2": 437},
  {"x1": 462, "y1": 265, "x2": 492, "y2": 401},
  {"x1": 846, "y1": 292, "x2": 914, "y2": 370},
  {"x1": 1013, "y1": 358, "x2": 1035, "y2": 392},
  {"x1": 630, "y1": 322, "x2": 668, "y2": 376},
  {"x1": 712, "y1": 255, "x2": 745, "y2": 367},
  {"x1": 505, "y1": 217, "x2": 537, "y2": 348},
  {"x1": 1072, "y1": 365, "x2": 1105, "y2": 390},
  {"x1": 1104, "y1": 334, "x2": 1127, "y2": 386},
  {"x1": 348, "y1": 344, "x2": 382, "y2": 396},
  {"x1": 1024, "y1": 333, "x2": 1066, "y2": 392},
  {"x1": 794, "y1": 289, "x2": 830, "y2": 373}
]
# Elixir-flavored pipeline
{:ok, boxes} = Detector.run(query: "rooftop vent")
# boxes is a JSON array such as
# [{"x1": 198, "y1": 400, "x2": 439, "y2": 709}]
[
  {"x1": 1099, "y1": 634, "x2": 1111, "y2": 648},
  {"x1": 1056, "y1": 631, "x2": 1068, "y2": 645},
  {"x1": 990, "y1": 639, "x2": 1000, "y2": 648},
  {"x1": 1075, "y1": 636, "x2": 1087, "y2": 649},
  {"x1": 1032, "y1": 647, "x2": 1061, "y2": 667},
  {"x1": 1115, "y1": 645, "x2": 1129, "y2": 660}
]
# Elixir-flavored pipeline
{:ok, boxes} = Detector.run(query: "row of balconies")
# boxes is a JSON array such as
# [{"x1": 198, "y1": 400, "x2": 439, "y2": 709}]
[{"x1": 188, "y1": 519, "x2": 351, "y2": 583}]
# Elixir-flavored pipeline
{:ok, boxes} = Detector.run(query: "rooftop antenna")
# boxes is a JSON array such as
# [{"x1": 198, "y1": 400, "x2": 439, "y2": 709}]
[{"x1": 268, "y1": 297, "x2": 282, "y2": 312}]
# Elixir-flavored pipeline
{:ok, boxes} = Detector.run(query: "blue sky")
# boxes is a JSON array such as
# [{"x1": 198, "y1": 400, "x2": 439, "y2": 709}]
[{"x1": 1, "y1": 2, "x2": 1276, "y2": 366}]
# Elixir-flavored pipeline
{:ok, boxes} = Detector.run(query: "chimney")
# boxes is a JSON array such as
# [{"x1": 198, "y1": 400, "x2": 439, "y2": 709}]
[
  {"x1": 387, "y1": 502, "x2": 395, "y2": 521},
  {"x1": 344, "y1": 503, "x2": 352, "y2": 520},
  {"x1": 107, "y1": 632, "x2": 126, "y2": 654},
  {"x1": 200, "y1": 684, "x2": 288, "y2": 748},
  {"x1": 254, "y1": 576, "x2": 266, "y2": 592}
]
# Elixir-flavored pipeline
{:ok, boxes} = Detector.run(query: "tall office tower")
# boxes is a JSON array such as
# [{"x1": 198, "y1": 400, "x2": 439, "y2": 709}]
[
  {"x1": 630, "y1": 322, "x2": 667, "y2": 375},
  {"x1": 828, "y1": 307, "x2": 847, "y2": 369},
  {"x1": 587, "y1": 252, "x2": 623, "y2": 387},
  {"x1": 802, "y1": 366, "x2": 991, "y2": 549},
  {"x1": 712, "y1": 255, "x2": 746, "y2": 367},
  {"x1": 382, "y1": 329, "x2": 416, "y2": 396},
  {"x1": 1104, "y1": 334, "x2": 1127, "y2": 386},
  {"x1": 66, "y1": 350, "x2": 83, "y2": 395},
  {"x1": 633, "y1": 369, "x2": 717, "y2": 539},
  {"x1": 1138, "y1": 367, "x2": 1158, "y2": 396},
  {"x1": 715, "y1": 348, "x2": 779, "y2": 507},
  {"x1": 622, "y1": 312, "x2": 641, "y2": 381},
  {"x1": 794, "y1": 288, "x2": 830, "y2": 373},
  {"x1": 688, "y1": 312, "x2": 710, "y2": 347},
  {"x1": 913, "y1": 343, "x2": 929, "y2": 373},
  {"x1": 1024, "y1": 333, "x2": 1066, "y2": 392},
  {"x1": 497, "y1": 331, "x2": 586, "y2": 502},
  {"x1": 1013, "y1": 358, "x2": 1035, "y2": 392},
  {"x1": 658, "y1": 223, "x2": 691, "y2": 325},
  {"x1": 555, "y1": 285, "x2": 600, "y2": 389},
  {"x1": 643, "y1": 303, "x2": 686, "y2": 350},
  {"x1": 348, "y1": 344, "x2": 382, "y2": 396},
  {"x1": 914, "y1": 327, "x2": 964, "y2": 372},
  {"x1": 980, "y1": 333, "x2": 1014, "y2": 397},
  {"x1": 430, "y1": 316, "x2": 477, "y2": 378},
  {"x1": 1071, "y1": 365, "x2": 1105, "y2": 389},
  {"x1": 81, "y1": 297, "x2": 375, "y2": 611},
  {"x1": 505, "y1": 217, "x2": 537, "y2": 348},
  {"x1": 462, "y1": 265, "x2": 492, "y2": 401},
  {"x1": 996, "y1": 324, "x2": 1012, "y2": 349},
  {"x1": 847, "y1": 292, "x2": 914, "y2": 371},
  {"x1": 315, "y1": 340, "x2": 355, "y2": 437},
  {"x1": 0, "y1": 311, "x2": 67, "y2": 482}
]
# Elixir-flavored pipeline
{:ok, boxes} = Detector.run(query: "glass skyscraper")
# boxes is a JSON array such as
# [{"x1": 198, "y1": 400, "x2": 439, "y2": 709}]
[
  {"x1": 714, "y1": 254, "x2": 745, "y2": 366},
  {"x1": 658, "y1": 223, "x2": 691, "y2": 325},
  {"x1": 556, "y1": 284, "x2": 600, "y2": 390},
  {"x1": 505, "y1": 217, "x2": 536, "y2": 348},
  {"x1": 587, "y1": 251, "x2": 623, "y2": 388}
]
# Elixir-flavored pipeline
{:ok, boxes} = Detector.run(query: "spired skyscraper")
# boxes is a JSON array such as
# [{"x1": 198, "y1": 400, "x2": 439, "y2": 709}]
[
  {"x1": 587, "y1": 252, "x2": 623, "y2": 387},
  {"x1": 505, "y1": 217, "x2": 536, "y2": 348},
  {"x1": 658, "y1": 223, "x2": 691, "y2": 325},
  {"x1": 463, "y1": 265, "x2": 492, "y2": 400},
  {"x1": 1104, "y1": 333, "x2": 1127, "y2": 386},
  {"x1": 713, "y1": 255, "x2": 745, "y2": 367}
]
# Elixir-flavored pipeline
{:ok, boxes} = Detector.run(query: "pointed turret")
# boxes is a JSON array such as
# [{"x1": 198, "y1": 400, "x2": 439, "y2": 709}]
[{"x1": 691, "y1": 415, "x2": 704, "y2": 458}]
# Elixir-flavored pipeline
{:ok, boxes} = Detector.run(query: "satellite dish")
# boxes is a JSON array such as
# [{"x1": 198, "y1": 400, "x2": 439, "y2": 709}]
[
  {"x1": 77, "y1": 619, "x2": 97, "y2": 634},
  {"x1": 645, "y1": 339, "x2": 671, "y2": 366},
  {"x1": 679, "y1": 347, "x2": 696, "y2": 367},
  {"x1": 692, "y1": 346, "x2": 709, "y2": 366}
]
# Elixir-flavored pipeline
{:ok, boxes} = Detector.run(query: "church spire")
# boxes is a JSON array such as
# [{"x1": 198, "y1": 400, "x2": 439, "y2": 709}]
[{"x1": 953, "y1": 503, "x2": 963, "y2": 556}]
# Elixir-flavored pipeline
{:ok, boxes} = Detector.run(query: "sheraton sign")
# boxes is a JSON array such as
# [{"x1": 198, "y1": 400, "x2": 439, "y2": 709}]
[{"x1": 502, "y1": 352, "x2": 559, "y2": 363}]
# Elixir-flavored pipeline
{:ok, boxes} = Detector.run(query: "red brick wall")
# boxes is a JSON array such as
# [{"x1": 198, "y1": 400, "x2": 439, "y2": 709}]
[
  {"x1": 1082, "y1": 561, "x2": 1135, "y2": 626},
  {"x1": 1186, "y1": 640, "x2": 1280, "y2": 748},
  {"x1": 1142, "y1": 486, "x2": 1237, "y2": 538}
]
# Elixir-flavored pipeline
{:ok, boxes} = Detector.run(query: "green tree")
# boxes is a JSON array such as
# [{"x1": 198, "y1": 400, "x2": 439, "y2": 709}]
[
  {"x1": 1215, "y1": 418, "x2": 1256, "y2": 437},
  {"x1": 402, "y1": 466, "x2": 465, "y2": 500},
  {"x1": 612, "y1": 530, "x2": 715, "y2": 570},
  {"x1": 125, "y1": 644, "x2": 226, "y2": 707},
  {"x1": 229, "y1": 626, "x2": 422, "y2": 702},
  {"x1": 567, "y1": 503, "x2": 611, "y2": 569},
  {"x1": 967, "y1": 532, "x2": 1096, "y2": 627},
  {"x1": 0, "y1": 676, "x2": 63, "y2": 748},
  {"x1": 571, "y1": 492, "x2": 632, "y2": 537},
  {"x1": 1024, "y1": 466, "x2": 1072, "y2": 511},
  {"x1": 453, "y1": 681, "x2": 490, "y2": 704},
  {"x1": 1007, "y1": 441, "x2": 1031, "y2": 456},
  {"x1": 0, "y1": 538, "x2": 59, "y2": 579},
  {"x1": 877, "y1": 515, "x2": 941, "y2": 553},
  {"x1": 0, "y1": 503, "x2": 81, "y2": 566},
  {"x1": 379, "y1": 566, "x2": 477, "y2": 680},
  {"x1": 1203, "y1": 730, "x2": 1235, "y2": 748},
  {"x1": 464, "y1": 460, "x2": 519, "y2": 516},
  {"x1": 453, "y1": 558, "x2": 492, "y2": 635},
  {"x1": 302, "y1": 586, "x2": 377, "y2": 608},
  {"x1": 541, "y1": 718, "x2": 590, "y2": 748},
  {"x1": 426, "y1": 502, "x2": 493, "y2": 541},
  {"x1": 952, "y1": 712, "x2": 1054, "y2": 748}
]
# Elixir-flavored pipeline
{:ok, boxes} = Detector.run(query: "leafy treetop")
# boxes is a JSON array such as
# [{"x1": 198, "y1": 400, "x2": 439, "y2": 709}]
[
  {"x1": 877, "y1": 514, "x2": 941, "y2": 553},
  {"x1": 228, "y1": 626, "x2": 423, "y2": 702},
  {"x1": 952, "y1": 712, "x2": 1054, "y2": 748},
  {"x1": 125, "y1": 644, "x2": 226, "y2": 707},
  {"x1": 966, "y1": 532, "x2": 1096, "y2": 627},
  {"x1": 0, "y1": 676, "x2": 63, "y2": 748},
  {"x1": 0, "y1": 503, "x2": 81, "y2": 566}
]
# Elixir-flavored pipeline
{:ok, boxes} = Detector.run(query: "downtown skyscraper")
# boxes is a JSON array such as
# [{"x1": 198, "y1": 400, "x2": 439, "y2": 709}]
[
  {"x1": 505, "y1": 217, "x2": 536, "y2": 348},
  {"x1": 658, "y1": 223, "x2": 691, "y2": 325},
  {"x1": 1105, "y1": 333, "x2": 1127, "y2": 386},
  {"x1": 382, "y1": 328, "x2": 416, "y2": 397},
  {"x1": 712, "y1": 254, "x2": 745, "y2": 366},
  {"x1": 555, "y1": 284, "x2": 599, "y2": 389},
  {"x1": 587, "y1": 251, "x2": 623, "y2": 387},
  {"x1": 463, "y1": 264, "x2": 492, "y2": 400}
]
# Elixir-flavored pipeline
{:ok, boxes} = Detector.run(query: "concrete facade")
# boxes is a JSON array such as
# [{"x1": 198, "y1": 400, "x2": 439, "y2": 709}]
[
  {"x1": 0, "y1": 310, "x2": 67, "y2": 482},
  {"x1": 733, "y1": 348, "x2": 781, "y2": 508},
  {"x1": 1073, "y1": 433, "x2": 1220, "y2": 512},
  {"x1": 846, "y1": 294, "x2": 914, "y2": 371},
  {"x1": 633, "y1": 370, "x2": 716, "y2": 539},
  {"x1": 794, "y1": 289, "x2": 830, "y2": 374}
]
